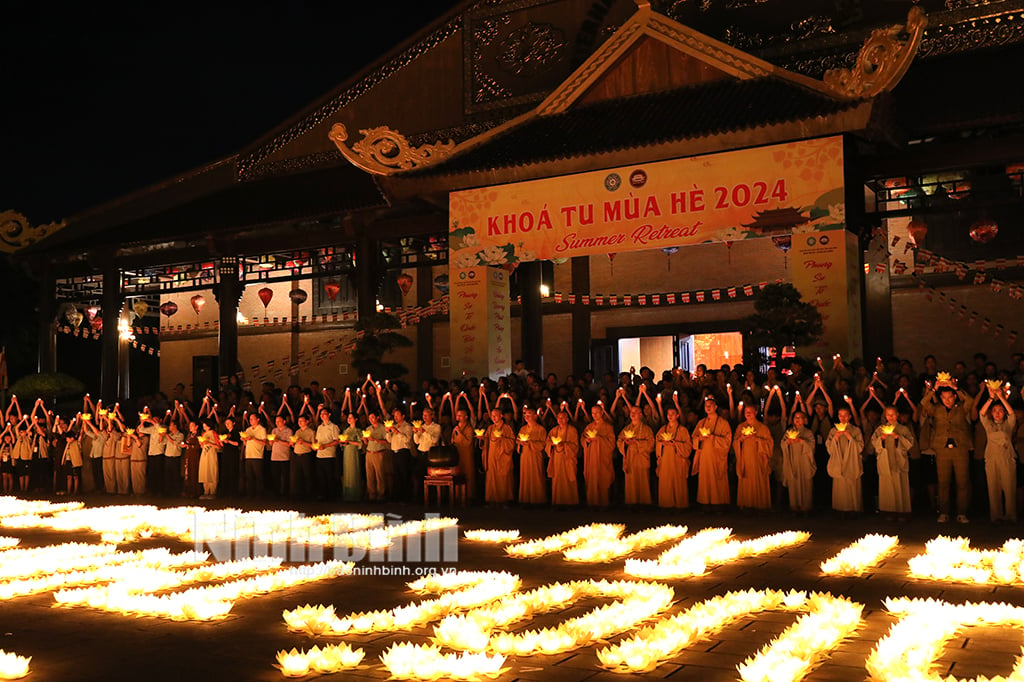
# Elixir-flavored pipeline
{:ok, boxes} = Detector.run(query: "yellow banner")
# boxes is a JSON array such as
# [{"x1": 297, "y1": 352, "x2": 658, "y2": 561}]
[
  {"x1": 449, "y1": 266, "x2": 510, "y2": 379},
  {"x1": 790, "y1": 227, "x2": 863, "y2": 357},
  {"x1": 449, "y1": 137, "x2": 845, "y2": 264}
]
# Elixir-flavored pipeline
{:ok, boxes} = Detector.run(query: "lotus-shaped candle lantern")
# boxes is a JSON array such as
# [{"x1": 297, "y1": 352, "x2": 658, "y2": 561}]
[
  {"x1": 276, "y1": 648, "x2": 310, "y2": 677},
  {"x1": 585, "y1": 428, "x2": 597, "y2": 439},
  {"x1": 660, "y1": 432, "x2": 673, "y2": 441},
  {"x1": 550, "y1": 435, "x2": 563, "y2": 446},
  {"x1": 474, "y1": 428, "x2": 486, "y2": 438},
  {"x1": 361, "y1": 429, "x2": 372, "y2": 439},
  {"x1": 156, "y1": 426, "x2": 167, "y2": 434},
  {"x1": 81, "y1": 414, "x2": 92, "y2": 422},
  {"x1": 987, "y1": 379, "x2": 1004, "y2": 391},
  {"x1": 741, "y1": 426, "x2": 755, "y2": 436},
  {"x1": 289, "y1": 435, "x2": 299, "y2": 444},
  {"x1": 835, "y1": 423, "x2": 848, "y2": 433},
  {"x1": 383, "y1": 419, "x2": 395, "y2": 429},
  {"x1": 98, "y1": 409, "x2": 108, "y2": 416},
  {"x1": 785, "y1": 429, "x2": 799, "y2": 440},
  {"x1": 699, "y1": 428, "x2": 710, "y2": 437},
  {"x1": 125, "y1": 428, "x2": 135, "y2": 436},
  {"x1": 412, "y1": 420, "x2": 423, "y2": 429},
  {"x1": 491, "y1": 430, "x2": 501, "y2": 440},
  {"x1": 518, "y1": 432, "x2": 530, "y2": 442},
  {"x1": 0, "y1": 650, "x2": 31, "y2": 680},
  {"x1": 311, "y1": 442, "x2": 320, "y2": 451},
  {"x1": 267, "y1": 434, "x2": 276, "y2": 442},
  {"x1": 623, "y1": 430, "x2": 635, "y2": 440},
  {"x1": 881, "y1": 424, "x2": 896, "y2": 435},
  {"x1": 338, "y1": 433, "x2": 349, "y2": 444}
]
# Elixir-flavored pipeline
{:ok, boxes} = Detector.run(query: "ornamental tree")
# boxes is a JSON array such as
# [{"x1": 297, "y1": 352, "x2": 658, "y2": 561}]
[
  {"x1": 351, "y1": 312, "x2": 412, "y2": 381},
  {"x1": 743, "y1": 283, "x2": 823, "y2": 367}
]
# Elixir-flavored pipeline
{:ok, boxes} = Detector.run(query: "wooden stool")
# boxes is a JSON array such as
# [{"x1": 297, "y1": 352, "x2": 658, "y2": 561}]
[{"x1": 424, "y1": 474, "x2": 467, "y2": 507}]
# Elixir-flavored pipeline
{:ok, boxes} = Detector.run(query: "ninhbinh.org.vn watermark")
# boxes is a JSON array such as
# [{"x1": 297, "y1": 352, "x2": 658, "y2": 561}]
[{"x1": 192, "y1": 511, "x2": 459, "y2": 570}]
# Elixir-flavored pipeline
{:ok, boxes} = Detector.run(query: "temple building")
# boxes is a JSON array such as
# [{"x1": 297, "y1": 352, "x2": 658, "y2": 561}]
[{"x1": 7, "y1": 0, "x2": 1024, "y2": 401}]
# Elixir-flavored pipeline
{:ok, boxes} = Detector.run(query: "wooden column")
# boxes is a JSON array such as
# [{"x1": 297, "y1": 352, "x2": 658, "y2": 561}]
[
  {"x1": 217, "y1": 256, "x2": 240, "y2": 385},
  {"x1": 416, "y1": 265, "x2": 433, "y2": 385},
  {"x1": 99, "y1": 258, "x2": 121, "y2": 403},
  {"x1": 36, "y1": 264, "x2": 56, "y2": 374},
  {"x1": 356, "y1": 237, "x2": 380, "y2": 321},
  {"x1": 519, "y1": 261, "x2": 543, "y2": 374},
  {"x1": 571, "y1": 256, "x2": 591, "y2": 375}
]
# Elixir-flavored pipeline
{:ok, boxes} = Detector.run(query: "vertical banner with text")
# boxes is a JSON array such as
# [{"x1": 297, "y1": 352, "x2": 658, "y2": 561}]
[
  {"x1": 790, "y1": 227, "x2": 863, "y2": 357},
  {"x1": 450, "y1": 266, "x2": 511, "y2": 379}
]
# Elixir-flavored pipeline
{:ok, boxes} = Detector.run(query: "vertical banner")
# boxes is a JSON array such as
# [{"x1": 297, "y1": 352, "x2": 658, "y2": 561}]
[
  {"x1": 790, "y1": 227, "x2": 863, "y2": 356},
  {"x1": 487, "y1": 267, "x2": 511, "y2": 378},
  {"x1": 450, "y1": 266, "x2": 510, "y2": 379}
]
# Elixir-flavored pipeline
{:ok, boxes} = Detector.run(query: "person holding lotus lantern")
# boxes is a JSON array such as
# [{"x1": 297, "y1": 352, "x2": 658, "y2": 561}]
[
  {"x1": 314, "y1": 408, "x2": 340, "y2": 500},
  {"x1": 240, "y1": 413, "x2": 268, "y2": 498},
  {"x1": 978, "y1": 381, "x2": 1017, "y2": 522},
  {"x1": 733, "y1": 404, "x2": 773, "y2": 510},
  {"x1": 692, "y1": 396, "x2": 732, "y2": 509},
  {"x1": 517, "y1": 407, "x2": 548, "y2": 505},
  {"x1": 871, "y1": 406, "x2": 914, "y2": 518},
  {"x1": 826, "y1": 406, "x2": 864, "y2": 514},
  {"x1": 198, "y1": 422, "x2": 221, "y2": 499},
  {"x1": 655, "y1": 406, "x2": 692, "y2": 509},
  {"x1": 618, "y1": 406, "x2": 654, "y2": 506},
  {"x1": 547, "y1": 409, "x2": 579, "y2": 506},
  {"x1": 290, "y1": 414, "x2": 315, "y2": 499},
  {"x1": 270, "y1": 415, "x2": 293, "y2": 498},
  {"x1": 781, "y1": 410, "x2": 815, "y2": 514},
  {"x1": 449, "y1": 399, "x2": 478, "y2": 502},
  {"x1": 920, "y1": 372, "x2": 975, "y2": 523},
  {"x1": 341, "y1": 413, "x2": 363, "y2": 502},
  {"x1": 363, "y1": 411, "x2": 389, "y2": 502},
  {"x1": 482, "y1": 407, "x2": 514, "y2": 505}
]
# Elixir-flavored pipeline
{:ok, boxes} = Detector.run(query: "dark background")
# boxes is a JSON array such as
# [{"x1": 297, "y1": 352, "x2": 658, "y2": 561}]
[{"x1": 0, "y1": 0, "x2": 462, "y2": 386}]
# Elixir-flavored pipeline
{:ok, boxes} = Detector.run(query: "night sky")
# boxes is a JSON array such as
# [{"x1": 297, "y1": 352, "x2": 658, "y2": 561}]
[{"x1": 0, "y1": 0, "x2": 463, "y2": 224}]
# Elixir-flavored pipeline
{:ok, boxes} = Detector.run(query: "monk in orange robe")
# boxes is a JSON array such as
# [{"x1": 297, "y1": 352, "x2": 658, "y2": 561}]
[
  {"x1": 450, "y1": 408, "x2": 477, "y2": 500},
  {"x1": 517, "y1": 408, "x2": 548, "y2": 504},
  {"x1": 482, "y1": 408, "x2": 514, "y2": 504},
  {"x1": 582, "y1": 405, "x2": 615, "y2": 507},
  {"x1": 692, "y1": 396, "x2": 732, "y2": 507},
  {"x1": 547, "y1": 410, "x2": 579, "y2": 505},
  {"x1": 618, "y1": 406, "x2": 654, "y2": 506},
  {"x1": 656, "y1": 407, "x2": 692, "y2": 508},
  {"x1": 733, "y1": 405, "x2": 773, "y2": 509}
]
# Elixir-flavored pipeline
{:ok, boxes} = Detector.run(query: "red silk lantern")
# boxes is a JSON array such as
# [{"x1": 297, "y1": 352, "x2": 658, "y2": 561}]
[
  {"x1": 396, "y1": 273, "x2": 413, "y2": 296},
  {"x1": 969, "y1": 219, "x2": 998, "y2": 244},
  {"x1": 190, "y1": 294, "x2": 206, "y2": 316},
  {"x1": 324, "y1": 281, "x2": 341, "y2": 302},
  {"x1": 288, "y1": 289, "x2": 308, "y2": 305},
  {"x1": 159, "y1": 301, "x2": 178, "y2": 318},
  {"x1": 257, "y1": 287, "x2": 274, "y2": 310},
  {"x1": 907, "y1": 217, "x2": 928, "y2": 246}
]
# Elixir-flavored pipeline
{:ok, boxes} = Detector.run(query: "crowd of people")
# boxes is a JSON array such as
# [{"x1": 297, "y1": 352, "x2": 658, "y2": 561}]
[{"x1": 3, "y1": 350, "x2": 1024, "y2": 525}]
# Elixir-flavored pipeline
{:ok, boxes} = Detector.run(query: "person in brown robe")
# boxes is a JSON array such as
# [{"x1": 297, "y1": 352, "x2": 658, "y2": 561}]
[
  {"x1": 450, "y1": 407, "x2": 477, "y2": 501},
  {"x1": 482, "y1": 408, "x2": 514, "y2": 504},
  {"x1": 547, "y1": 410, "x2": 579, "y2": 506},
  {"x1": 582, "y1": 404, "x2": 615, "y2": 507},
  {"x1": 517, "y1": 408, "x2": 548, "y2": 505},
  {"x1": 656, "y1": 407, "x2": 692, "y2": 508},
  {"x1": 734, "y1": 404, "x2": 773, "y2": 510},
  {"x1": 618, "y1": 406, "x2": 654, "y2": 506},
  {"x1": 182, "y1": 421, "x2": 202, "y2": 498},
  {"x1": 692, "y1": 396, "x2": 732, "y2": 507}
]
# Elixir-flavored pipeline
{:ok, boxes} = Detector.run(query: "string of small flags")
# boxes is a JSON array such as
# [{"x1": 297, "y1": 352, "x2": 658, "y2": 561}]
[
  {"x1": 56, "y1": 324, "x2": 161, "y2": 356},
  {"x1": 515, "y1": 279, "x2": 782, "y2": 307},
  {"x1": 156, "y1": 296, "x2": 451, "y2": 336},
  {"x1": 911, "y1": 274, "x2": 1019, "y2": 347}
]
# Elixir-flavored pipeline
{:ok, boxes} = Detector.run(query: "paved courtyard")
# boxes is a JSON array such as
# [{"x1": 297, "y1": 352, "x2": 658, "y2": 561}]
[{"x1": 1, "y1": 497, "x2": 1023, "y2": 681}]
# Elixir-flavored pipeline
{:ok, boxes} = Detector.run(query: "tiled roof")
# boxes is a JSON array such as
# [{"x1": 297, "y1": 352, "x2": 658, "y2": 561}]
[{"x1": 418, "y1": 78, "x2": 862, "y2": 176}]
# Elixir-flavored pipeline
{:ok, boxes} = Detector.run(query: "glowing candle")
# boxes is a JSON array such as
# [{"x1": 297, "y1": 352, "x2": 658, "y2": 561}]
[{"x1": 785, "y1": 429, "x2": 799, "y2": 440}]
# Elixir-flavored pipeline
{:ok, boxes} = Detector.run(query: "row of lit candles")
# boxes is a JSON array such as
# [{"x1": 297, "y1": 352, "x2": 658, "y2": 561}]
[
  {"x1": 907, "y1": 535, "x2": 1024, "y2": 585},
  {"x1": 505, "y1": 523, "x2": 624, "y2": 558},
  {"x1": 820, "y1": 534, "x2": 899, "y2": 576},
  {"x1": 868, "y1": 597, "x2": 1024, "y2": 681},
  {"x1": 562, "y1": 524, "x2": 689, "y2": 563},
  {"x1": 624, "y1": 529, "x2": 810, "y2": 579}
]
